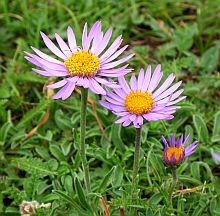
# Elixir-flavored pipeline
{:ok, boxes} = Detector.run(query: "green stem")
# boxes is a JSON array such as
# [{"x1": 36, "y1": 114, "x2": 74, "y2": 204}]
[
  {"x1": 130, "y1": 127, "x2": 142, "y2": 215},
  {"x1": 170, "y1": 167, "x2": 178, "y2": 207},
  {"x1": 171, "y1": 168, "x2": 177, "y2": 184},
  {"x1": 80, "y1": 88, "x2": 91, "y2": 193}
]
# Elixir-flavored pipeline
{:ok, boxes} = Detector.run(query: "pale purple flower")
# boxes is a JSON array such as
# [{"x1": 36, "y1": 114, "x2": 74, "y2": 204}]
[
  {"x1": 99, "y1": 64, "x2": 186, "y2": 128},
  {"x1": 162, "y1": 133, "x2": 198, "y2": 165},
  {"x1": 24, "y1": 21, "x2": 134, "y2": 100},
  {"x1": 212, "y1": 152, "x2": 220, "y2": 163}
]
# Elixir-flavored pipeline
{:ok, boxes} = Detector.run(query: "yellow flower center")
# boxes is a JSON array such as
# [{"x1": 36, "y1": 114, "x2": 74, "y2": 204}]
[
  {"x1": 64, "y1": 50, "x2": 100, "y2": 77},
  {"x1": 166, "y1": 146, "x2": 184, "y2": 162},
  {"x1": 125, "y1": 91, "x2": 154, "y2": 115}
]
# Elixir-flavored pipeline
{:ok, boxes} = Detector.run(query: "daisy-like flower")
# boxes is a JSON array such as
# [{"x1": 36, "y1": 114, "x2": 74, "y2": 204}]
[
  {"x1": 99, "y1": 64, "x2": 186, "y2": 128},
  {"x1": 212, "y1": 152, "x2": 220, "y2": 163},
  {"x1": 162, "y1": 134, "x2": 198, "y2": 165},
  {"x1": 24, "y1": 21, "x2": 134, "y2": 100}
]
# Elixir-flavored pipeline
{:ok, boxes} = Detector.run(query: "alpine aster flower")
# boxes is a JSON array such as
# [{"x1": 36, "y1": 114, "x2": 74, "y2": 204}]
[
  {"x1": 24, "y1": 21, "x2": 134, "y2": 100},
  {"x1": 99, "y1": 64, "x2": 186, "y2": 128},
  {"x1": 162, "y1": 134, "x2": 198, "y2": 165},
  {"x1": 212, "y1": 152, "x2": 220, "y2": 163}
]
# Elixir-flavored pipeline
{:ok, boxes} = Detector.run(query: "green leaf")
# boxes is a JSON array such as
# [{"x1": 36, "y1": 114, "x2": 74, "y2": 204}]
[
  {"x1": 54, "y1": 109, "x2": 72, "y2": 129},
  {"x1": 148, "y1": 193, "x2": 163, "y2": 205},
  {"x1": 61, "y1": 141, "x2": 72, "y2": 156},
  {"x1": 35, "y1": 147, "x2": 50, "y2": 160},
  {"x1": 11, "y1": 157, "x2": 57, "y2": 177},
  {"x1": 16, "y1": 100, "x2": 48, "y2": 128},
  {"x1": 201, "y1": 45, "x2": 219, "y2": 72},
  {"x1": 184, "y1": 125, "x2": 194, "y2": 144},
  {"x1": 64, "y1": 175, "x2": 74, "y2": 195},
  {"x1": 53, "y1": 190, "x2": 88, "y2": 216},
  {"x1": 98, "y1": 166, "x2": 115, "y2": 193},
  {"x1": 37, "y1": 181, "x2": 51, "y2": 195},
  {"x1": 49, "y1": 144, "x2": 66, "y2": 162},
  {"x1": 190, "y1": 162, "x2": 201, "y2": 180},
  {"x1": 112, "y1": 165, "x2": 123, "y2": 187},
  {"x1": 213, "y1": 111, "x2": 220, "y2": 137},
  {"x1": 0, "y1": 122, "x2": 12, "y2": 146},
  {"x1": 74, "y1": 177, "x2": 92, "y2": 211},
  {"x1": 111, "y1": 124, "x2": 125, "y2": 152},
  {"x1": 193, "y1": 115, "x2": 209, "y2": 143}
]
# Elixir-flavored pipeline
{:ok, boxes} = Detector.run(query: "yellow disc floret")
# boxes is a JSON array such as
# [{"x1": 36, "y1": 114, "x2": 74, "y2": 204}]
[
  {"x1": 64, "y1": 50, "x2": 100, "y2": 77},
  {"x1": 166, "y1": 146, "x2": 184, "y2": 162},
  {"x1": 125, "y1": 91, "x2": 154, "y2": 115}
]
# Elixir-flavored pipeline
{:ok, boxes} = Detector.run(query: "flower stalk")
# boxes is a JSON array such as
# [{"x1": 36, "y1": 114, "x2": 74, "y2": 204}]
[
  {"x1": 80, "y1": 88, "x2": 91, "y2": 193},
  {"x1": 130, "y1": 126, "x2": 142, "y2": 215},
  {"x1": 169, "y1": 167, "x2": 178, "y2": 208}
]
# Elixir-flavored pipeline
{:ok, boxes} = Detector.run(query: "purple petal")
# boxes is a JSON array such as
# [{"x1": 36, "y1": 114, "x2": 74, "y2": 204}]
[
  {"x1": 101, "y1": 45, "x2": 128, "y2": 64},
  {"x1": 167, "y1": 96, "x2": 186, "y2": 106},
  {"x1": 42, "y1": 65, "x2": 68, "y2": 76},
  {"x1": 109, "y1": 104, "x2": 126, "y2": 112},
  {"x1": 122, "y1": 119, "x2": 132, "y2": 127},
  {"x1": 137, "y1": 69, "x2": 144, "y2": 90},
  {"x1": 137, "y1": 116, "x2": 144, "y2": 125},
  {"x1": 152, "y1": 73, "x2": 175, "y2": 98},
  {"x1": 143, "y1": 113, "x2": 174, "y2": 121},
  {"x1": 99, "y1": 64, "x2": 129, "y2": 74},
  {"x1": 147, "y1": 64, "x2": 162, "y2": 93},
  {"x1": 82, "y1": 23, "x2": 88, "y2": 50},
  {"x1": 31, "y1": 46, "x2": 64, "y2": 65},
  {"x1": 25, "y1": 55, "x2": 42, "y2": 67},
  {"x1": 100, "y1": 35, "x2": 123, "y2": 61},
  {"x1": 52, "y1": 84, "x2": 68, "y2": 99},
  {"x1": 141, "y1": 65, "x2": 151, "y2": 92},
  {"x1": 212, "y1": 152, "x2": 220, "y2": 162},
  {"x1": 101, "y1": 54, "x2": 134, "y2": 70},
  {"x1": 30, "y1": 54, "x2": 66, "y2": 71},
  {"x1": 32, "y1": 68, "x2": 51, "y2": 76},
  {"x1": 98, "y1": 100, "x2": 111, "y2": 109},
  {"x1": 130, "y1": 75, "x2": 137, "y2": 91},
  {"x1": 95, "y1": 27, "x2": 112, "y2": 56},
  {"x1": 67, "y1": 76, "x2": 79, "y2": 83},
  {"x1": 115, "y1": 115, "x2": 130, "y2": 124},
  {"x1": 129, "y1": 114, "x2": 137, "y2": 121},
  {"x1": 171, "y1": 134, "x2": 175, "y2": 147},
  {"x1": 133, "y1": 117, "x2": 141, "y2": 128},
  {"x1": 114, "y1": 88, "x2": 127, "y2": 99},
  {"x1": 83, "y1": 78, "x2": 90, "y2": 88},
  {"x1": 162, "y1": 136, "x2": 168, "y2": 148},
  {"x1": 154, "y1": 81, "x2": 182, "y2": 101},
  {"x1": 183, "y1": 134, "x2": 191, "y2": 146},
  {"x1": 118, "y1": 76, "x2": 131, "y2": 94},
  {"x1": 171, "y1": 89, "x2": 184, "y2": 100},
  {"x1": 170, "y1": 154, "x2": 176, "y2": 164},
  {"x1": 113, "y1": 111, "x2": 130, "y2": 116},
  {"x1": 90, "y1": 78, "x2": 106, "y2": 95},
  {"x1": 87, "y1": 21, "x2": 101, "y2": 46},
  {"x1": 76, "y1": 77, "x2": 84, "y2": 86},
  {"x1": 185, "y1": 142, "x2": 198, "y2": 156},
  {"x1": 90, "y1": 25, "x2": 103, "y2": 54},
  {"x1": 47, "y1": 80, "x2": 67, "y2": 89},
  {"x1": 61, "y1": 82, "x2": 75, "y2": 100},
  {"x1": 106, "y1": 91, "x2": 124, "y2": 103},
  {"x1": 176, "y1": 135, "x2": 182, "y2": 148},
  {"x1": 55, "y1": 33, "x2": 72, "y2": 57},
  {"x1": 67, "y1": 26, "x2": 77, "y2": 53},
  {"x1": 104, "y1": 96, "x2": 123, "y2": 105},
  {"x1": 40, "y1": 32, "x2": 66, "y2": 59}
]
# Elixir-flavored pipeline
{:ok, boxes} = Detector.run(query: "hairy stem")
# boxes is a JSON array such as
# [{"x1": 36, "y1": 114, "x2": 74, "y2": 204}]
[
  {"x1": 130, "y1": 126, "x2": 142, "y2": 215},
  {"x1": 80, "y1": 88, "x2": 91, "y2": 192},
  {"x1": 170, "y1": 167, "x2": 178, "y2": 207}
]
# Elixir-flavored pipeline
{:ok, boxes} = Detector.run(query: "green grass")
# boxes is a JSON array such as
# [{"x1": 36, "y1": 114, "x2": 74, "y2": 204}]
[{"x1": 0, "y1": 0, "x2": 220, "y2": 215}]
